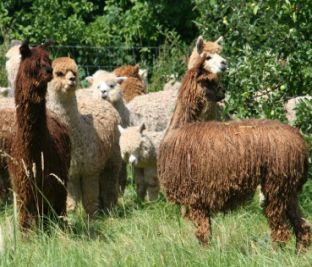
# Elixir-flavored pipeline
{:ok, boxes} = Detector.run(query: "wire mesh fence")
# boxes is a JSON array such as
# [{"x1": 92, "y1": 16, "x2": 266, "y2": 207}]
[{"x1": 50, "y1": 45, "x2": 161, "y2": 78}]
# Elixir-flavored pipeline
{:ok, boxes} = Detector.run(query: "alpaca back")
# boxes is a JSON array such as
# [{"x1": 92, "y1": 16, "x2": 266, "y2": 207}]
[
  {"x1": 76, "y1": 88, "x2": 121, "y2": 153},
  {"x1": 127, "y1": 89, "x2": 178, "y2": 131},
  {"x1": 158, "y1": 119, "x2": 308, "y2": 211}
]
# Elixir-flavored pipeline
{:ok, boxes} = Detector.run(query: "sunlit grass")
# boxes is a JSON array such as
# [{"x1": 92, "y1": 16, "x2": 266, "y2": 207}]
[{"x1": 0, "y1": 179, "x2": 311, "y2": 267}]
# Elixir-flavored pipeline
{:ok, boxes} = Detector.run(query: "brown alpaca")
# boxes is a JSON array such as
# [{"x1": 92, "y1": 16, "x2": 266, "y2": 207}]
[
  {"x1": 158, "y1": 56, "x2": 311, "y2": 252},
  {"x1": 0, "y1": 109, "x2": 14, "y2": 200},
  {"x1": 113, "y1": 64, "x2": 146, "y2": 102},
  {"x1": 7, "y1": 41, "x2": 71, "y2": 229}
]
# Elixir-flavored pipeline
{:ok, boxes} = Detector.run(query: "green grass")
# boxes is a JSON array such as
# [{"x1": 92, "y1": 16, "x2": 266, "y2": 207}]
[{"x1": 0, "y1": 180, "x2": 311, "y2": 267}]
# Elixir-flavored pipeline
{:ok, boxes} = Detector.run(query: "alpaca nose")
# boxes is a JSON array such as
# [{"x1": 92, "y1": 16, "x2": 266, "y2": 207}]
[
  {"x1": 69, "y1": 76, "x2": 76, "y2": 82},
  {"x1": 101, "y1": 89, "x2": 108, "y2": 99},
  {"x1": 46, "y1": 66, "x2": 53, "y2": 74},
  {"x1": 220, "y1": 60, "x2": 227, "y2": 71}
]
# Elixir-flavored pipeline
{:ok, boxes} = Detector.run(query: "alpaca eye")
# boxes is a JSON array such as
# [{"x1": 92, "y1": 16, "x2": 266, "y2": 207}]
[
  {"x1": 110, "y1": 84, "x2": 114, "y2": 88},
  {"x1": 56, "y1": 71, "x2": 64, "y2": 77},
  {"x1": 206, "y1": 56, "x2": 212, "y2": 60}
]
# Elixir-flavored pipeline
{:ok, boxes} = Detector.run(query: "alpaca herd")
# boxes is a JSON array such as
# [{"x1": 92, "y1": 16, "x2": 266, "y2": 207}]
[{"x1": 0, "y1": 36, "x2": 310, "y2": 253}]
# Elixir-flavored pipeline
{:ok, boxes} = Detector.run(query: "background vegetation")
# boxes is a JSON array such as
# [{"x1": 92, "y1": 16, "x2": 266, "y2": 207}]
[{"x1": 0, "y1": 1, "x2": 311, "y2": 266}]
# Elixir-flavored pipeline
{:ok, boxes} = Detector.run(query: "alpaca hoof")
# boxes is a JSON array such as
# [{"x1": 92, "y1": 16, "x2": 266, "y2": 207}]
[
  {"x1": 195, "y1": 227, "x2": 210, "y2": 245},
  {"x1": 196, "y1": 231, "x2": 209, "y2": 246},
  {"x1": 66, "y1": 197, "x2": 76, "y2": 212},
  {"x1": 296, "y1": 232, "x2": 311, "y2": 253}
]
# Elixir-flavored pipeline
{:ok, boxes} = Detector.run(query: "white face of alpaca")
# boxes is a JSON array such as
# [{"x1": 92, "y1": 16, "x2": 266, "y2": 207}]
[
  {"x1": 97, "y1": 81, "x2": 121, "y2": 103},
  {"x1": 202, "y1": 53, "x2": 227, "y2": 74},
  {"x1": 97, "y1": 76, "x2": 126, "y2": 103},
  {"x1": 119, "y1": 124, "x2": 145, "y2": 166}
]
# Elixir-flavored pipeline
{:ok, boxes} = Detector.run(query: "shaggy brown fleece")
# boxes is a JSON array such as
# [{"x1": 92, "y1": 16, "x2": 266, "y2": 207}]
[
  {"x1": 158, "y1": 56, "x2": 311, "y2": 252},
  {"x1": 8, "y1": 42, "x2": 71, "y2": 229},
  {"x1": 167, "y1": 56, "x2": 224, "y2": 132},
  {"x1": 113, "y1": 64, "x2": 146, "y2": 102},
  {"x1": 114, "y1": 64, "x2": 141, "y2": 78}
]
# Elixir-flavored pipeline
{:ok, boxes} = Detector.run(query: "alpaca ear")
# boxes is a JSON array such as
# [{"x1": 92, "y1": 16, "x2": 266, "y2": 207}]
[
  {"x1": 134, "y1": 64, "x2": 140, "y2": 74},
  {"x1": 196, "y1": 36, "x2": 204, "y2": 54},
  {"x1": 116, "y1": 76, "x2": 127, "y2": 84},
  {"x1": 139, "y1": 69, "x2": 147, "y2": 78},
  {"x1": 10, "y1": 40, "x2": 22, "y2": 48},
  {"x1": 20, "y1": 40, "x2": 32, "y2": 59},
  {"x1": 215, "y1": 36, "x2": 223, "y2": 44},
  {"x1": 86, "y1": 76, "x2": 94, "y2": 85},
  {"x1": 118, "y1": 125, "x2": 125, "y2": 134},
  {"x1": 40, "y1": 39, "x2": 54, "y2": 49},
  {"x1": 139, "y1": 122, "x2": 146, "y2": 134}
]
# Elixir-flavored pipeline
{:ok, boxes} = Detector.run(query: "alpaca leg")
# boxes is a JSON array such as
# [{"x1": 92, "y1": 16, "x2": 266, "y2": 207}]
[
  {"x1": 186, "y1": 206, "x2": 211, "y2": 245},
  {"x1": 133, "y1": 167, "x2": 146, "y2": 201},
  {"x1": 66, "y1": 176, "x2": 81, "y2": 212},
  {"x1": 118, "y1": 162, "x2": 128, "y2": 194},
  {"x1": 99, "y1": 157, "x2": 120, "y2": 212},
  {"x1": 17, "y1": 197, "x2": 37, "y2": 230},
  {"x1": 81, "y1": 174, "x2": 100, "y2": 216},
  {"x1": 263, "y1": 198, "x2": 291, "y2": 247},
  {"x1": 286, "y1": 195, "x2": 311, "y2": 253},
  {"x1": 144, "y1": 168, "x2": 159, "y2": 201}
]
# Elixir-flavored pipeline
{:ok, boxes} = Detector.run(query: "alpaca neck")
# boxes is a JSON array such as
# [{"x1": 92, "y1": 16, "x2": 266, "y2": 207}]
[
  {"x1": 15, "y1": 83, "x2": 48, "y2": 165},
  {"x1": 166, "y1": 73, "x2": 220, "y2": 132},
  {"x1": 48, "y1": 88, "x2": 81, "y2": 127},
  {"x1": 187, "y1": 49, "x2": 199, "y2": 70},
  {"x1": 166, "y1": 100, "x2": 200, "y2": 131},
  {"x1": 114, "y1": 98, "x2": 130, "y2": 127}
]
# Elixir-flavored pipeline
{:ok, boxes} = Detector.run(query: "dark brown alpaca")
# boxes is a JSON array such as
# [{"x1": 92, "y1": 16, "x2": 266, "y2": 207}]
[
  {"x1": 8, "y1": 41, "x2": 71, "y2": 229},
  {"x1": 158, "y1": 56, "x2": 311, "y2": 252}
]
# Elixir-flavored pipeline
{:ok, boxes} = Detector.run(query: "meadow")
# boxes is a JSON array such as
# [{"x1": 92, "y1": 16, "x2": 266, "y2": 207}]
[{"x1": 0, "y1": 175, "x2": 311, "y2": 267}]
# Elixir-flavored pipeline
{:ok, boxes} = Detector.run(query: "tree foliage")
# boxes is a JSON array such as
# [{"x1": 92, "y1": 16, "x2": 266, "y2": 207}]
[
  {"x1": 193, "y1": 0, "x2": 312, "y2": 119},
  {"x1": 0, "y1": 1, "x2": 311, "y2": 121}
]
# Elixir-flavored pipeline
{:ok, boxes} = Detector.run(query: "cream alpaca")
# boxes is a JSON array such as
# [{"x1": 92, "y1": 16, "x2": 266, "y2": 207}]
[
  {"x1": 118, "y1": 123, "x2": 163, "y2": 201},
  {"x1": 47, "y1": 57, "x2": 122, "y2": 215}
]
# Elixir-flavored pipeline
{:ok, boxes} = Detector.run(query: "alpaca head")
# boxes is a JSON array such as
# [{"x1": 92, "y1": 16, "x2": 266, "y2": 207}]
[
  {"x1": 118, "y1": 123, "x2": 146, "y2": 165},
  {"x1": 114, "y1": 64, "x2": 140, "y2": 78},
  {"x1": 15, "y1": 41, "x2": 53, "y2": 103},
  {"x1": 19, "y1": 41, "x2": 53, "y2": 84},
  {"x1": 86, "y1": 70, "x2": 127, "y2": 104},
  {"x1": 196, "y1": 36, "x2": 227, "y2": 74},
  {"x1": 50, "y1": 57, "x2": 78, "y2": 95},
  {"x1": 188, "y1": 36, "x2": 227, "y2": 74},
  {"x1": 184, "y1": 55, "x2": 226, "y2": 103}
]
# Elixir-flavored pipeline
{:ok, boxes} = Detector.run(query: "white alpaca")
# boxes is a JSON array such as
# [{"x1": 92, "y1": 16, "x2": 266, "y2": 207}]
[{"x1": 118, "y1": 123, "x2": 163, "y2": 201}]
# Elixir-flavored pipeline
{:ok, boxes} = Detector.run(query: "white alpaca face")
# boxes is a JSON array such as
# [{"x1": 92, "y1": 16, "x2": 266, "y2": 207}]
[
  {"x1": 118, "y1": 124, "x2": 145, "y2": 166},
  {"x1": 97, "y1": 77, "x2": 126, "y2": 103},
  {"x1": 203, "y1": 53, "x2": 227, "y2": 74},
  {"x1": 97, "y1": 81, "x2": 120, "y2": 103}
]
